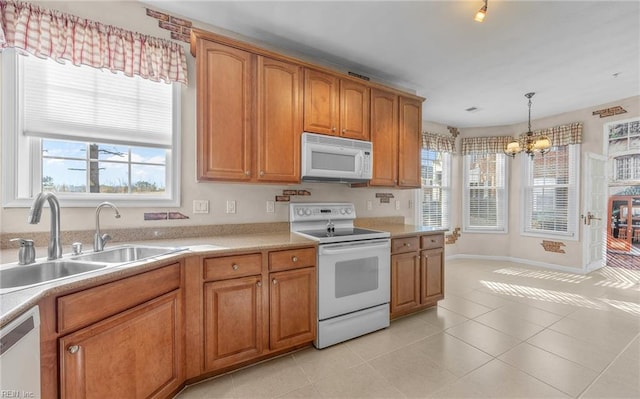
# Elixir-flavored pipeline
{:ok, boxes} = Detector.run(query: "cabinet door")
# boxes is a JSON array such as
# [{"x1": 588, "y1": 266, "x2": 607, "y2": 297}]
[
  {"x1": 421, "y1": 248, "x2": 444, "y2": 304},
  {"x1": 370, "y1": 88, "x2": 398, "y2": 186},
  {"x1": 257, "y1": 57, "x2": 303, "y2": 182},
  {"x1": 59, "y1": 291, "x2": 182, "y2": 399},
  {"x1": 269, "y1": 267, "x2": 316, "y2": 350},
  {"x1": 196, "y1": 39, "x2": 254, "y2": 181},
  {"x1": 203, "y1": 276, "x2": 263, "y2": 371},
  {"x1": 304, "y1": 69, "x2": 338, "y2": 135},
  {"x1": 339, "y1": 79, "x2": 370, "y2": 140},
  {"x1": 398, "y1": 96, "x2": 422, "y2": 188},
  {"x1": 390, "y1": 252, "x2": 420, "y2": 317}
]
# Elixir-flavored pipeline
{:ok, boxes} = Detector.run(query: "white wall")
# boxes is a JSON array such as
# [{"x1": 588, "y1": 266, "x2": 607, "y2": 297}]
[{"x1": 0, "y1": 1, "x2": 417, "y2": 235}]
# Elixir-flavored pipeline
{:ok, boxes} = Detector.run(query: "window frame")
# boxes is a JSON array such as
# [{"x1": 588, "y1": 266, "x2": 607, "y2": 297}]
[
  {"x1": 462, "y1": 152, "x2": 508, "y2": 234},
  {"x1": 416, "y1": 149, "x2": 452, "y2": 231},
  {"x1": 520, "y1": 144, "x2": 580, "y2": 240},
  {"x1": 1, "y1": 51, "x2": 182, "y2": 208}
]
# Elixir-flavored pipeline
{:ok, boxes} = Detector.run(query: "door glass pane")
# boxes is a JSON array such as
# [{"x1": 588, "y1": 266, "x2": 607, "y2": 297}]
[{"x1": 335, "y1": 257, "x2": 379, "y2": 298}]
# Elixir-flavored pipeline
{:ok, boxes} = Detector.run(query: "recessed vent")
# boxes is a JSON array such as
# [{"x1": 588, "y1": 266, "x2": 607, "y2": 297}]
[{"x1": 466, "y1": 107, "x2": 479, "y2": 112}]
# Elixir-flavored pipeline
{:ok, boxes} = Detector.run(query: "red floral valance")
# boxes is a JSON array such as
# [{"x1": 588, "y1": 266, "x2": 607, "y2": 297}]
[{"x1": 0, "y1": 0, "x2": 188, "y2": 84}]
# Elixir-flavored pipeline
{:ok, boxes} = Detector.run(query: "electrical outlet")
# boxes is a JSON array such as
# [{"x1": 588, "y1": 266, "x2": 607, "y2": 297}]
[
  {"x1": 408, "y1": 199, "x2": 413, "y2": 209},
  {"x1": 193, "y1": 200, "x2": 209, "y2": 214},
  {"x1": 395, "y1": 200, "x2": 401, "y2": 210},
  {"x1": 266, "y1": 200, "x2": 275, "y2": 213},
  {"x1": 226, "y1": 200, "x2": 236, "y2": 214},
  {"x1": 366, "y1": 200, "x2": 373, "y2": 211}
]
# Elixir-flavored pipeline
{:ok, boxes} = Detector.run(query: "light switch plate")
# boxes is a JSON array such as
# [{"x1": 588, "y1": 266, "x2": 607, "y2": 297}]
[
  {"x1": 193, "y1": 200, "x2": 209, "y2": 214},
  {"x1": 226, "y1": 200, "x2": 236, "y2": 214},
  {"x1": 266, "y1": 200, "x2": 275, "y2": 213},
  {"x1": 395, "y1": 200, "x2": 400, "y2": 210}
]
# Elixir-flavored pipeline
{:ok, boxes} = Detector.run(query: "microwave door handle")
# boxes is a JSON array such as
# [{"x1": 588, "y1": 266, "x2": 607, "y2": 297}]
[{"x1": 356, "y1": 153, "x2": 363, "y2": 175}]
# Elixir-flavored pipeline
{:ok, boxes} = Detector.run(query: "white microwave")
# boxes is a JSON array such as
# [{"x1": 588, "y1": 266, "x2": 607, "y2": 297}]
[{"x1": 301, "y1": 132, "x2": 373, "y2": 183}]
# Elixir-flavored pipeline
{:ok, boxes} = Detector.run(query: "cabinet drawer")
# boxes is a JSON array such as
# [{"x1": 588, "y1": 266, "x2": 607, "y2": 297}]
[
  {"x1": 421, "y1": 234, "x2": 444, "y2": 249},
  {"x1": 269, "y1": 247, "x2": 316, "y2": 272},
  {"x1": 204, "y1": 253, "x2": 262, "y2": 281},
  {"x1": 57, "y1": 263, "x2": 181, "y2": 335},
  {"x1": 391, "y1": 237, "x2": 419, "y2": 254}
]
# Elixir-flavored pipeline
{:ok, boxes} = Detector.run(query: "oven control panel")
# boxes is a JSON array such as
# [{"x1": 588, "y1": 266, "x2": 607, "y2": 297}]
[{"x1": 290, "y1": 203, "x2": 355, "y2": 222}]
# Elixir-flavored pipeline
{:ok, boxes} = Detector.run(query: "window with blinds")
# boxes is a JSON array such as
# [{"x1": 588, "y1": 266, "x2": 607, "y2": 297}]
[
  {"x1": 420, "y1": 150, "x2": 451, "y2": 229},
  {"x1": 463, "y1": 153, "x2": 507, "y2": 232},
  {"x1": 2, "y1": 50, "x2": 180, "y2": 206},
  {"x1": 522, "y1": 145, "x2": 579, "y2": 237}
]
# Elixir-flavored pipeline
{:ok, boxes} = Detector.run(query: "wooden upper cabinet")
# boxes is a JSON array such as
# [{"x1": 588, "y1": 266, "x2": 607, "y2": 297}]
[
  {"x1": 256, "y1": 56, "x2": 303, "y2": 182},
  {"x1": 398, "y1": 96, "x2": 422, "y2": 188},
  {"x1": 369, "y1": 88, "x2": 398, "y2": 186},
  {"x1": 304, "y1": 68, "x2": 370, "y2": 140},
  {"x1": 196, "y1": 40, "x2": 253, "y2": 181},
  {"x1": 339, "y1": 79, "x2": 370, "y2": 140},
  {"x1": 303, "y1": 69, "x2": 338, "y2": 135}
]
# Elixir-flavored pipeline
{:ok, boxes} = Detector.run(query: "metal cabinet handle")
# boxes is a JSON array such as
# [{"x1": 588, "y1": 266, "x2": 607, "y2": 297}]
[
  {"x1": 257, "y1": 281, "x2": 262, "y2": 287},
  {"x1": 260, "y1": 171, "x2": 265, "y2": 176},
  {"x1": 332, "y1": 127, "x2": 336, "y2": 132},
  {"x1": 245, "y1": 171, "x2": 250, "y2": 176},
  {"x1": 404, "y1": 243, "x2": 411, "y2": 247},
  {"x1": 68, "y1": 345, "x2": 80, "y2": 354},
  {"x1": 272, "y1": 279, "x2": 278, "y2": 285},
  {"x1": 292, "y1": 256, "x2": 298, "y2": 262},
  {"x1": 232, "y1": 264, "x2": 239, "y2": 270},
  {"x1": 342, "y1": 129, "x2": 346, "y2": 134}
]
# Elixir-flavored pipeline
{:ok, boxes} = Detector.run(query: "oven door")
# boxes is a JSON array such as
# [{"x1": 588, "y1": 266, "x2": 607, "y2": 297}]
[{"x1": 317, "y1": 238, "x2": 390, "y2": 320}]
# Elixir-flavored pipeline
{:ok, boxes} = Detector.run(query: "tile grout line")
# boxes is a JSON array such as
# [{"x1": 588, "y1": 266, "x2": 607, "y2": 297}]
[{"x1": 576, "y1": 330, "x2": 640, "y2": 398}]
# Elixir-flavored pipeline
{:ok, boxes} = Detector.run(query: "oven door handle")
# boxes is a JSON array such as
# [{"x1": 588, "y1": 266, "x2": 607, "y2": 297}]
[{"x1": 319, "y1": 240, "x2": 389, "y2": 255}]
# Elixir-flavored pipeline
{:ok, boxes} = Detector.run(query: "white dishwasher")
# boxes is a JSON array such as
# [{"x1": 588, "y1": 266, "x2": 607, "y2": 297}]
[{"x1": 0, "y1": 306, "x2": 41, "y2": 398}]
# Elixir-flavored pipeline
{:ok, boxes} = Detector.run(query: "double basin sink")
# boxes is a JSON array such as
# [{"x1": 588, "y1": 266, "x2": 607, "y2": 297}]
[{"x1": 0, "y1": 245, "x2": 182, "y2": 292}]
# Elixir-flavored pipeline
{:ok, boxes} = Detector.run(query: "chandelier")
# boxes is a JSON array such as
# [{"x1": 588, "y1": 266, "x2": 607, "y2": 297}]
[{"x1": 504, "y1": 92, "x2": 552, "y2": 159}]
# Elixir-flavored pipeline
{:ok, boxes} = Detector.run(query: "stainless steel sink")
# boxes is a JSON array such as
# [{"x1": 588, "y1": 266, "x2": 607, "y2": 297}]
[
  {"x1": 71, "y1": 245, "x2": 178, "y2": 263},
  {"x1": 0, "y1": 261, "x2": 107, "y2": 289}
]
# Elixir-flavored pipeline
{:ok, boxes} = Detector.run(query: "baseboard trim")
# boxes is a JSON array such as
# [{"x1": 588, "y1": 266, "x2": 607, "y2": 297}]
[{"x1": 445, "y1": 254, "x2": 603, "y2": 275}]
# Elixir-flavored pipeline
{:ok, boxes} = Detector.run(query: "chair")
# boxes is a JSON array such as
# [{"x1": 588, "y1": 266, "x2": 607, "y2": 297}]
[{"x1": 619, "y1": 228, "x2": 627, "y2": 240}]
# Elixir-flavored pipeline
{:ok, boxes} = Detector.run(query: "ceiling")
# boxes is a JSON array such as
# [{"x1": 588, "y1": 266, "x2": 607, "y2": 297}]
[{"x1": 142, "y1": 0, "x2": 640, "y2": 128}]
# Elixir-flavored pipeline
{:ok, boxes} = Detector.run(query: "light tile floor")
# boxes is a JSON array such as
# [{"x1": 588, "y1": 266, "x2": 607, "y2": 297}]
[{"x1": 175, "y1": 259, "x2": 640, "y2": 398}]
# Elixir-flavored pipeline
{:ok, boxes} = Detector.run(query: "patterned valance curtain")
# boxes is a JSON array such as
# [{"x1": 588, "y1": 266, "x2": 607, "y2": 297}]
[
  {"x1": 0, "y1": 0, "x2": 188, "y2": 84},
  {"x1": 461, "y1": 136, "x2": 513, "y2": 155},
  {"x1": 422, "y1": 132, "x2": 456, "y2": 153},
  {"x1": 523, "y1": 122, "x2": 583, "y2": 146}
]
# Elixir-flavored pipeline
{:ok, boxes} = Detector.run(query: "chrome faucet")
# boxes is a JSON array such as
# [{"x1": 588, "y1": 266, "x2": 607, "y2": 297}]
[
  {"x1": 27, "y1": 192, "x2": 63, "y2": 260},
  {"x1": 94, "y1": 202, "x2": 121, "y2": 252}
]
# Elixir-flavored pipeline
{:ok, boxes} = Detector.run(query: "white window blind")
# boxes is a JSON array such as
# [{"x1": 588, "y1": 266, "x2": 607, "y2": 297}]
[
  {"x1": 420, "y1": 150, "x2": 451, "y2": 229},
  {"x1": 463, "y1": 153, "x2": 507, "y2": 232},
  {"x1": 523, "y1": 145, "x2": 579, "y2": 237},
  {"x1": 22, "y1": 54, "x2": 173, "y2": 148}
]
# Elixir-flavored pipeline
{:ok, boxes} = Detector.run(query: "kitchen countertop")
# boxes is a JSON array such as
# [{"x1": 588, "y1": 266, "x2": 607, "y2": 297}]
[{"x1": 0, "y1": 224, "x2": 445, "y2": 327}]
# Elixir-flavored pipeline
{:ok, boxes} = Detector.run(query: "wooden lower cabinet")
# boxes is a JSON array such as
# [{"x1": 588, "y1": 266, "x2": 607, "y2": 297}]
[
  {"x1": 390, "y1": 233, "x2": 444, "y2": 319},
  {"x1": 390, "y1": 252, "x2": 421, "y2": 315},
  {"x1": 59, "y1": 291, "x2": 182, "y2": 399},
  {"x1": 198, "y1": 247, "x2": 317, "y2": 375},
  {"x1": 421, "y1": 247, "x2": 444, "y2": 304},
  {"x1": 269, "y1": 267, "x2": 316, "y2": 350},
  {"x1": 203, "y1": 276, "x2": 263, "y2": 370}
]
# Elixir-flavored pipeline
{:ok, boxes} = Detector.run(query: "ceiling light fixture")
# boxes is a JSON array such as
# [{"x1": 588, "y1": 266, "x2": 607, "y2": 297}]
[
  {"x1": 474, "y1": 0, "x2": 488, "y2": 22},
  {"x1": 504, "y1": 92, "x2": 552, "y2": 159}
]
